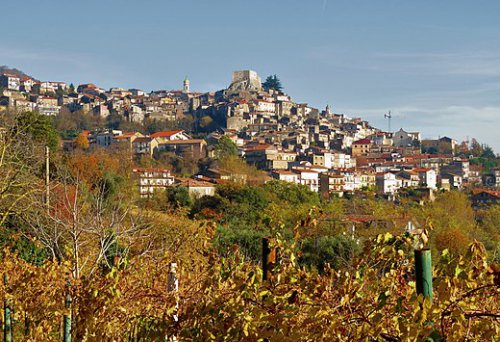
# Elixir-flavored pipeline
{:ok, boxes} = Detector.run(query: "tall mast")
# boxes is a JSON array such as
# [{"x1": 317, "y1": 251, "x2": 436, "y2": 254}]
[{"x1": 384, "y1": 110, "x2": 392, "y2": 132}]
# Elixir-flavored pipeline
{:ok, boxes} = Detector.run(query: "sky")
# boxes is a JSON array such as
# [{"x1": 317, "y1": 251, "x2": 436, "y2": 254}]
[{"x1": 1, "y1": 0, "x2": 499, "y2": 151}]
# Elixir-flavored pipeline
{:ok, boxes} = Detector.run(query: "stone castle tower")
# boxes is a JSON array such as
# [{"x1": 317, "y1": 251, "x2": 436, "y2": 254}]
[{"x1": 228, "y1": 70, "x2": 262, "y2": 93}]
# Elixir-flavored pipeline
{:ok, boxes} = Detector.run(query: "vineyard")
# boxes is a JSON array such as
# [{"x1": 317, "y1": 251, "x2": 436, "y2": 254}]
[
  {"x1": 0, "y1": 112, "x2": 498, "y2": 340},
  {"x1": 0, "y1": 230, "x2": 498, "y2": 341}
]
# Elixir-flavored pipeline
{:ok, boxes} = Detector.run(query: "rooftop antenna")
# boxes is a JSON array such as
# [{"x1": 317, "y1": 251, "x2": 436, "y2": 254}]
[{"x1": 384, "y1": 110, "x2": 392, "y2": 132}]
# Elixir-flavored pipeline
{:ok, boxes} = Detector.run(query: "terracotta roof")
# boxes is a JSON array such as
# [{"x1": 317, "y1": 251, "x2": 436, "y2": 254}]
[
  {"x1": 114, "y1": 132, "x2": 139, "y2": 139},
  {"x1": 472, "y1": 189, "x2": 500, "y2": 197},
  {"x1": 344, "y1": 214, "x2": 375, "y2": 223},
  {"x1": 133, "y1": 137, "x2": 152, "y2": 143},
  {"x1": 244, "y1": 144, "x2": 273, "y2": 151},
  {"x1": 161, "y1": 139, "x2": 205, "y2": 144},
  {"x1": 150, "y1": 130, "x2": 183, "y2": 138},
  {"x1": 272, "y1": 170, "x2": 296, "y2": 175},
  {"x1": 353, "y1": 139, "x2": 371, "y2": 145},
  {"x1": 176, "y1": 178, "x2": 215, "y2": 187},
  {"x1": 133, "y1": 168, "x2": 171, "y2": 173},
  {"x1": 292, "y1": 168, "x2": 318, "y2": 174}
]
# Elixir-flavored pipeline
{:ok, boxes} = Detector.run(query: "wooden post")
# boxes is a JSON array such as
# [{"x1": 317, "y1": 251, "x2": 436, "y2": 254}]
[
  {"x1": 167, "y1": 263, "x2": 178, "y2": 342},
  {"x1": 63, "y1": 281, "x2": 72, "y2": 342},
  {"x1": 3, "y1": 274, "x2": 12, "y2": 342},
  {"x1": 415, "y1": 249, "x2": 433, "y2": 303},
  {"x1": 262, "y1": 237, "x2": 277, "y2": 281}
]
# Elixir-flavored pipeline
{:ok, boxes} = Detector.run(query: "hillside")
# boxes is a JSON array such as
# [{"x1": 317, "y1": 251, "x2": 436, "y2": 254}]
[{"x1": 0, "y1": 65, "x2": 36, "y2": 80}]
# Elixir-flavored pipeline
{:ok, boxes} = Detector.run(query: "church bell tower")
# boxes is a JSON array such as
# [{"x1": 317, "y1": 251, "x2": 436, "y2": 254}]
[{"x1": 183, "y1": 76, "x2": 190, "y2": 93}]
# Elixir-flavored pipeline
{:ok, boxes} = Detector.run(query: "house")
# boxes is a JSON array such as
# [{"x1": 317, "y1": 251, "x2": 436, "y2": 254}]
[
  {"x1": 482, "y1": 167, "x2": 500, "y2": 187},
  {"x1": 441, "y1": 172, "x2": 463, "y2": 189},
  {"x1": 244, "y1": 145, "x2": 296, "y2": 171},
  {"x1": 370, "y1": 132, "x2": 392, "y2": 146},
  {"x1": 319, "y1": 173, "x2": 345, "y2": 197},
  {"x1": 203, "y1": 168, "x2": 247, "y2": 184},
  {"x1": 0, "y1": 74, "x2": 20, "y2": 91},
  {"x1": 36, "y1": 104, "x2": 61, "y2": 116},
  {"x1": 113, "y1": 132, "x2": 144, "y2": 150},
  {"x1": 132, "y1": 168, "x2": 175, "y2": 198},
  {"x1": 396, "y1": 170, "x2": 420, "y2": 188},
  {"x1": 271, "y1": 170, "x2": 299, "y2": 183},
  {"x1": 352, "y1": 139, "x2": 371, "y2": 156},
  {"x1": 441, "y1": 159, "x2": 470, "y2": 180},
  {"x1": 32, "y1": 95, "x2": 58, "y2": 106},
  {"x1": 175, "y1": 178, "x2": 216, "y2": 199},
  {"x1": 468, "y1": 165, "x2": 483, "y2": 185},
  {"x1": 291, "y1": 168, "x2": 319, "y2": 192},
  {"x1": 34, "y1": 81, "x2": 68, "y2": 94},
  {"x1": 127, "y1": 104, "x2": 144, "y2": 123},
  {"x1": 253, "y1": 99, "x2": 276, "y2": 114},
  {"x1": 20, "y1": 77, "x2": 36, "y2": 92},
  {"x1": 95, "y1": 130, "x2": 122, "y2": 147},
  {"x1": 150, "y1": 130, "x2": 191, "y2": 142},
  {"x1": 93, "y1": 104, "x2": 110, "y2": 118},
  {"x1": 413, "y1": 168, "x2": 437, "y2": 189},
  {"x1": 471, "y1": 189, "x2": 500, "y2": 208},
  {"x1": 133, "y1": 137, "x2": 159, "y2": 157},
  {"x1": 130, "y1": 89, "x2": 146, "y2": 96},
  {"x1": 421, "y1": 137, "x2": 457, "y2": 154},
  {"x1": 156, "y1": 139, "x2": 207, "y2": 160},
  {"x1": 243, "y1": 144, "x2": 277, "y2": 170},
  {"x1": 376, "y1": 172, "x2": 402, "y2": 195},
  {"x1": 14, "y1": 99, "x2": 36, "y2": 111}
]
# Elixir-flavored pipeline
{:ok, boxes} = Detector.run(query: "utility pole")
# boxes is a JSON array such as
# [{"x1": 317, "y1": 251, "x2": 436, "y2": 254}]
[
  {"x1": 45, "y1": 146, "x2": 50, "y2": 213},
  {"x1": 384, "y1": 111, "x2": 392, "y2": 133}
]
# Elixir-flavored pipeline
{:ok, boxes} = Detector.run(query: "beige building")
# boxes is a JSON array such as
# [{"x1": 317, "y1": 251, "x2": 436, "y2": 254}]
[{"x1": 352, "y1": 139, "x2": 371, "y2": 156}]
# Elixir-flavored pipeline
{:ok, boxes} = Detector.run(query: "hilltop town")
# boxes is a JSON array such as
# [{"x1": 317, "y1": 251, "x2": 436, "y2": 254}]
[{"x1": 0, "y1": 68, "x2": 498, "y2": 205}]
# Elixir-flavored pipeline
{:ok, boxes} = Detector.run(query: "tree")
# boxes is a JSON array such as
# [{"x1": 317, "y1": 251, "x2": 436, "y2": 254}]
[
  {"x1": 262, "y1": 74, "x2": 283, "y2": 92},
  {"x1": 470, "y1": 138, "x2": 483, "y2": 157},
  {"x1": 74, "y1": 132, "x2": 90, "y2": 150},
  {"x1": 0, "y1": 118, "x2": 41, "y2": 226},
  {"x1": 218, "y1": 155, "x2": 268, "y2": 185},
  {"x1": 481, "y1": 145, "x2": 496, "y2": 159},
  {"x1": 300, "y1": 235, "x2": 361, "y2": 272},
  {"x1": 166, "y1": 186, "x2": 192, "y2": 209},
  {"x1": 22, "y1": 148, "x2": 141, "y2": 278},
  {"x1": 264, "y1": 180, "x2": 319, "y2": 206},
  {"x1": 214, "y1": 136, "x2": 238, "y2": 160},
  {"x1": 13, "y1": 111, "x2": 59, "y2": 151}
]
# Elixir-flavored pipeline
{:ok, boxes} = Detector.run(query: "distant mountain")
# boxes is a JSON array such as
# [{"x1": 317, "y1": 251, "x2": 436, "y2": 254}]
[{"x1": 0, "y1": 66, "x2": 37, "y2": 80}]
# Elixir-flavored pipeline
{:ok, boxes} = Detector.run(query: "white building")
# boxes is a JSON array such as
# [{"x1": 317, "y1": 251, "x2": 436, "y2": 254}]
[
  {"x1": 376, "y1": 172, "x2": 402, "y2": 195},
  {"x1": 254, "y1": 100, "x2": 276, "y2": 114},
  {"x1": 414, "y1": 168, "x2": 437, "y2": 189},
  {"x1": 271, "y1": 170, "x2": 299, "y2": 183},
  {"x1": 36, "y1": 104, "x2": 61, "y2": 116},
  {"x1": 292, "y1": 168, "x2": 319, "y2": 192},
  {"x1": 133, "y1": 168, "x2": 175, "y2": 197},
  {"x1": 0, "y1": 74, "x2": 20, "y2": 90},
  {"x1": 176, "y1": 178, "x2": 216, "y2": 199}
]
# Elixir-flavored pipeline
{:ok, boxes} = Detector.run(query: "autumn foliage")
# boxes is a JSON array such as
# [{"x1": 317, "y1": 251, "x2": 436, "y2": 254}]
[
  {"x1": 0, "y1": 112, "x2": 498, "y2": 340},
  {"x1": 0, "y1": 230, "x2": 498, "y2": 340}
]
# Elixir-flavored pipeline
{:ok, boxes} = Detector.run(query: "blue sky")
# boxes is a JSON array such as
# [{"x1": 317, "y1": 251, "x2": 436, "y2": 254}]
[{"x1": 1, "y1": 0, "x2": 499, "y2": 151}]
